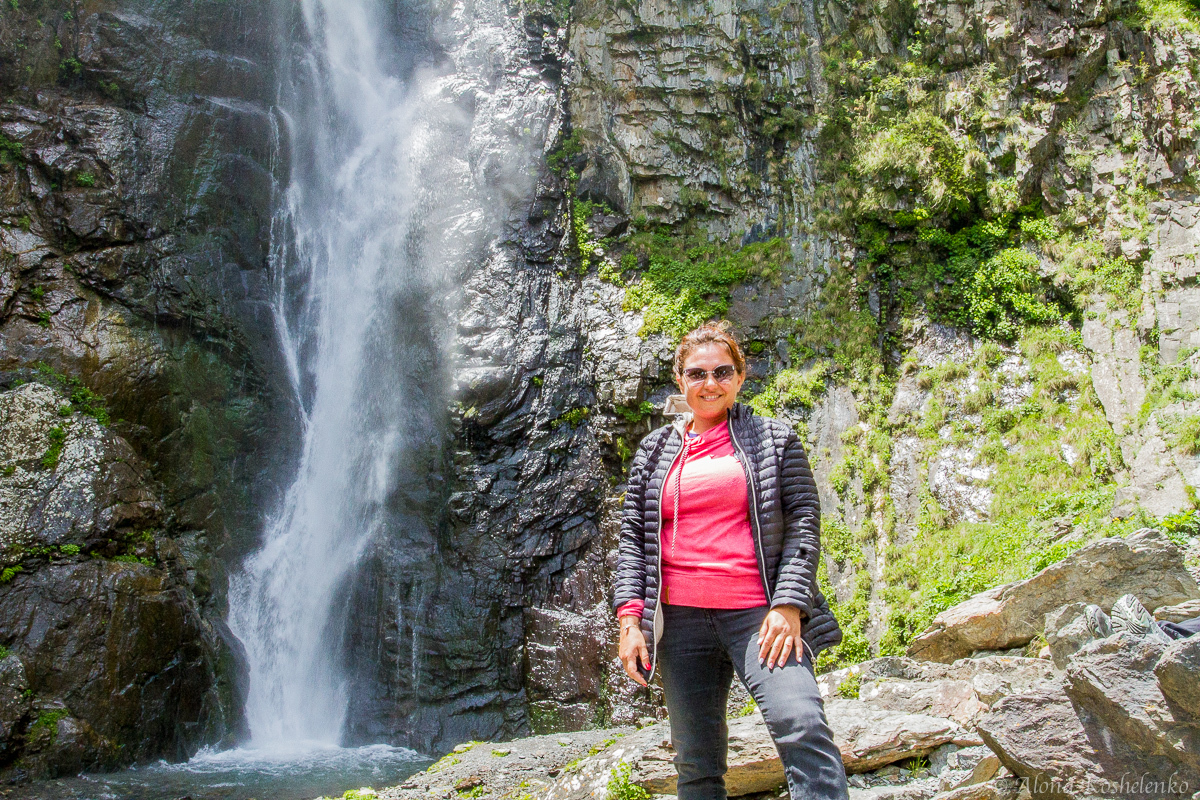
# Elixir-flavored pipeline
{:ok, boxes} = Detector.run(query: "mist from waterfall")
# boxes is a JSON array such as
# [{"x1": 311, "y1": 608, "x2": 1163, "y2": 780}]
[{"x1": 227, "y1": 0, "x2": 461, "y2": 746}]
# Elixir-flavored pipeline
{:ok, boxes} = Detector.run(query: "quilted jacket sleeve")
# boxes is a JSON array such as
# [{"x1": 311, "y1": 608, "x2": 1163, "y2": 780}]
[
  {"x1": 772, "y1": 428, "x2": 821, "y2": 621},
  {"x1": 612, "y1": 433, "x2": 653, "y2": 613}
]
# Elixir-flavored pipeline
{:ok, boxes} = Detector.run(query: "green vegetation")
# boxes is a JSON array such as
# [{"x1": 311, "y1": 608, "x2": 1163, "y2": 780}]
[
  {"x1": 0, "y1": 134, "x2": 22, "y2": 166},
  {"x1": 730, "y1": 698, "x2": 758, "y2": 718},
  {"x1": 0, "y1": 566, "x2": 22, "y2": 584},
  {"x1": 614, "y1": 401, "x2": 656, "y2": 424},
  {"x1": 111, "y1": 554, "x2": 154, "y2": 567},
  {"x1": 75, "y1": 172, "x2": 95, "y2": 187},
  {"x1": 748, "y1": 364, "x2": 829, "y2": 417},
  {"x1": 606, "y1": 762, "x2": 650, "y2": 800},
  {"x1": 619, "y1": 233, "x2": 790, "y2": 338},
  {"x1": 59, "y1": 56, "x2": 82, "y2": 78},
  {"x1": 0, "y1": 646, "x2": 10, "y2": 659},
  {"x1": 28, "y1": 709, "x2": 69, "y2": 745},
  {"x1": 32, "y1": 363, "x2": 110, "y2": 424},
  {"x1": 1162, "y1": 408, "x2": 1200, "y2": 458},
  {"x1": 570, "y1": 198, "x2": 604, "y2": 272},
  {"x1": 40, "y1": 427, "x2": 66, "y2": 470},
  {"x1": 555, "y1": 407, "x2": 589, "y2": 427},
  {"x1": 426, "y1": 753, "x2": 461, "y2": 773},
  {"x1": 457, "y1": 787, "x2": 486, "y2": 799},
  {"x1": 1124, "y1": 0, "x2": 1200, "y2": 32},
  {"x1": 836, "y1": 673, "x2": 861, "y2": 699}
]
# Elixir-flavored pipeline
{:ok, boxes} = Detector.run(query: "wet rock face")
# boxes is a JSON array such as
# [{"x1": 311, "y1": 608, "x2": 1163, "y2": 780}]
[
  {"x1": 0, "y1": 383, "x2": 160, "y2": 553},
  {"x1": 0, "y1": 383, "x2": 244, "y2": 778},
  {"x1": 0, "y1": 0, "x2": 288, "y2": 558},
  {"x1": 0, "y1": 0, "x2": 289, "y2": 767}
]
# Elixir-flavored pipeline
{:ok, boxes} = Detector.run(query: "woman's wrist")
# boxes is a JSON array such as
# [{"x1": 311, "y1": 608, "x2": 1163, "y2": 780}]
[{"x1": 618, "y1": 614, "x2": 640, "y2": 633}]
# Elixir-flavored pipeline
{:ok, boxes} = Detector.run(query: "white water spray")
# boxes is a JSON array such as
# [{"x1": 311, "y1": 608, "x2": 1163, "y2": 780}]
[{"x1": 228, "y1": 0, "x2": 454, "y2": 746}]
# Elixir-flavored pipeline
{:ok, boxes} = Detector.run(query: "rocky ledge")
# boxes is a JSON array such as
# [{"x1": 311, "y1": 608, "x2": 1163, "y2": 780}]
[{"x1": 371, "y1": 528, "x2": 1200, "y2": 800}]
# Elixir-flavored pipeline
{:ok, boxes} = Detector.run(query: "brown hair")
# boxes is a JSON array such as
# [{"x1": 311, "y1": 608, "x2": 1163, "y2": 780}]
[{"x1": 673, "y1": 320, "x2": 746, "y2": 377}]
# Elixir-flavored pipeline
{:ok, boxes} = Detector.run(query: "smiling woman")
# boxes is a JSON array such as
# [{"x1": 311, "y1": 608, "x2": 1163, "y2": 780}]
[{"x1": 613, "y1": 321, "x2": 849, "y2": 800}]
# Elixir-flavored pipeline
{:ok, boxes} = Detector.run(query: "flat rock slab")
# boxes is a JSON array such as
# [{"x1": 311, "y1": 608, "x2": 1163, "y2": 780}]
[
  {"x1": 537, "y1": 701, "x2": 974, "y2": 798},
  {"x1": 375, "y1": 728, "x2": 634, "y2": 800},
  {"x1": 828, "y1": 699, "x2": 973, "y2": 773},
  {"x1": 908, "y1": 529, "x2": 1200, "y2": 663}
]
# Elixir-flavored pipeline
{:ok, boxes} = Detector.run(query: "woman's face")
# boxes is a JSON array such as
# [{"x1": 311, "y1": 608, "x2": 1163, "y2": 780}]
[{"x1": 676, "y1": 342, "x2": 745, "y2": 425}]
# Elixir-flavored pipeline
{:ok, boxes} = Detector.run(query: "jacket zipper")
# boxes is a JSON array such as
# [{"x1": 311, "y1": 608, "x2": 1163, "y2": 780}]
[
  {"x1": 649, "y1": 422, "x2": 688, "y2": 680},
  {"x1": 728, "y1": 411, "x2": 773, "y2": 603}
]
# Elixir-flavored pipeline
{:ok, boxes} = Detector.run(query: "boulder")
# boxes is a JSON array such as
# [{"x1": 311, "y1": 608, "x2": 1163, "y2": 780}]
[
  {"x1": 628, "y1": 712, "x2": 787, "y2": 796},
  {"x1": 0, "y1": 655, "x2": 29, "y2": 759},
  {"x1": 858, "y1": 678, "x2": 987, "y2": 727},
  {"x1": 978, "y1": 668, "x2": 1198, "y2": 798},
  {"x1": 817, "y1": 655, "x2": 1055, "y2": 708},
  {"x1": 1154, "y1": 637, "x2": 1200, "y2": 720},
  {"x1": 540, "y1": 699, "x2": 975, "y2": 797},
  {"x1": 931, "y1": 777, "x2": 1022, "y2": 800},
  {"x1": 0, "y1": 383, "x2": 243, "y2": 776},
  {"x1": 908, "y1": 530, "x2": 1200, "y2": 663},
  {"x1": 1064, "y1": 634, "x2": 1200, "y2": 776},
  {"x1": 0, "y1": 383, "x2": 163, "y2": 554}
]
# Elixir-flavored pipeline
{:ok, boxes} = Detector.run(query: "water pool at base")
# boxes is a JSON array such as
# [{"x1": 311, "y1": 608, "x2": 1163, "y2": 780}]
[{"x1": 11, "y1": 744, "x2": 431, "y2": 800}]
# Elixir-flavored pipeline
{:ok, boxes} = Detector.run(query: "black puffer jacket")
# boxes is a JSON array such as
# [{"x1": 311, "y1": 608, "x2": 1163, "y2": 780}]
[{"x1": 614, "y1": 403, "x2": 842, "y2": 678}]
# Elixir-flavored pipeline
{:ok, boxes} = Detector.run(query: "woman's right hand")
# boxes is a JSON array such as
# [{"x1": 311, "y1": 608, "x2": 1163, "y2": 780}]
[{"x1": 618, "y1": 616, "x2": 650, "y2": 686}]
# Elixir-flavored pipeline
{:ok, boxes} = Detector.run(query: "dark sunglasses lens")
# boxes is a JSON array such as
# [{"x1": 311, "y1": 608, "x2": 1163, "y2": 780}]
[
  {"x1": 713, "y1": 366, "x2": 736, "y2": 382},
  {"x1": 683, "y1": 369, "x2": 707, "y2": 383}
]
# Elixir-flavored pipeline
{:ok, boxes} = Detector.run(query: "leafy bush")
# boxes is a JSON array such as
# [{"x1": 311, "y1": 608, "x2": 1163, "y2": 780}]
[{"x1": 966, "y1": 248, "x2": 1060, "y2": 340}]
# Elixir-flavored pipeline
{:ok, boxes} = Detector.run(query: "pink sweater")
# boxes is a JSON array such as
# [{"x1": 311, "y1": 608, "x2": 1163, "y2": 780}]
[{"x1": 617, "y1": 419, "x2": 767, "y2": 620}]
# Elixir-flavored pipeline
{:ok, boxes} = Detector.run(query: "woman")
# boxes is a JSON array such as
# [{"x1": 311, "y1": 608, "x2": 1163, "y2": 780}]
[{"x1": 614, "y1": 321, "x2": 849, "y2": 800}]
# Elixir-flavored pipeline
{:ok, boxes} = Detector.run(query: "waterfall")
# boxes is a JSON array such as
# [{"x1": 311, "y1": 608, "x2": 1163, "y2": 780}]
[
  {"x1": 228, "y1": 0, "x2": 455, "y2": 746},
  {"x1": 227, "y1": 0, "x2": 555, "y2": 750}
]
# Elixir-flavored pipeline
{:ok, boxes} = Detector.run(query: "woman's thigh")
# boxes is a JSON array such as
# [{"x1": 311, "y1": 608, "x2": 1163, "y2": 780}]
[
  {"x1": 658, "y1": 606, "x2": 736, "y2": 773},
  {"x1": 712, "y1": 606, "x2": 849, "y2": 800}
]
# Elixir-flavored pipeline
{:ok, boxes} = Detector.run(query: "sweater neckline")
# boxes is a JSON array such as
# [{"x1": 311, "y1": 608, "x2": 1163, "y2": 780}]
[{"x1": 686, "y1": 417, "x2": 729, "y2": 444}]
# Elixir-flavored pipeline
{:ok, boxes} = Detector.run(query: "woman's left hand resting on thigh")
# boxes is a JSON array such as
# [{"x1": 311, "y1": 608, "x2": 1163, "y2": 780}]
[{"x1": 758, "y1": 605, "x2": 804, "y2": 669}]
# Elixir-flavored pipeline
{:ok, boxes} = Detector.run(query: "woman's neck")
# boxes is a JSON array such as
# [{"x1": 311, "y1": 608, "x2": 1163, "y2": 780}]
[{"x1": 689, "y1": 412, "x2": 727, "y2": 436}]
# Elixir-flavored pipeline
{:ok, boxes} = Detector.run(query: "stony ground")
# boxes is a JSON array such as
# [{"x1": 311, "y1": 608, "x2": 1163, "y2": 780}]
[{"x1": 374, "y1": 728, "x2": 635, "y2": 800}]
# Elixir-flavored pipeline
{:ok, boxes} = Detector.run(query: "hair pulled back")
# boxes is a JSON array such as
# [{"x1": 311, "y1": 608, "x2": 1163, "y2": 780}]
[{"x1": 673, "y1": 320, "x2": 746, "y2": 377}]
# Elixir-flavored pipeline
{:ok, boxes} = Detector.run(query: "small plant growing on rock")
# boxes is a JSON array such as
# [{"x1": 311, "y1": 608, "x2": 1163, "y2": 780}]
[
  {"x1": 837, "y1": 674, "x2": 861, "y2": 699},
  {"x1": 28, "y1": 709, "x2": 69, "y2": 746},
  {"x1": 606, "y1": 762, "x2": 650, "y2": 800},
  {"x1": 41, "y1": 427, "x2": 66, "y2": 470},
  {"x1": 75, "y1": 172, "x2": 95, "y2": 187}
]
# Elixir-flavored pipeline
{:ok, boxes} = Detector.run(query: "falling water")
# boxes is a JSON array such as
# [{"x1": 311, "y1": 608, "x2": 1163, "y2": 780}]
[{"x1": 227, "y1": 0, "x2": 467, "y2": 746}]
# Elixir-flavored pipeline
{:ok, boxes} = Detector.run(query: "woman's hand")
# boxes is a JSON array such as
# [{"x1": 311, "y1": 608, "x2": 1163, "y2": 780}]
[
  {"x1": 618, "y1": 615, "x2": 650, "y2": 686},
  {"x1": 758, "y1": 605, "x2": 804, "y2": 669}
]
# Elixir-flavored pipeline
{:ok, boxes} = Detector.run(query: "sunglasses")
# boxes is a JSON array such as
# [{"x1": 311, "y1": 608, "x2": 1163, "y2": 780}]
[{"x1": 680, "y1": 365, "x2": 739, "y2": 385}]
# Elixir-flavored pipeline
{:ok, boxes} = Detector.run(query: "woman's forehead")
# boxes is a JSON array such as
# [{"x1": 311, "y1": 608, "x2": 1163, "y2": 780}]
[{"x1": 682, "y1": 342, "x2": 734, "y2": 367}]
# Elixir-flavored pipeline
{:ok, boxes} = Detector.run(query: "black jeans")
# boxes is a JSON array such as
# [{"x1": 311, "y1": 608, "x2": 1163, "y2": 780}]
[
  {"x1": 1158, "y1": 616, "x2": 1200, "y2": 639},
  {"x1": 658, "y1": 604, "x2": 850, "y2": 800}
]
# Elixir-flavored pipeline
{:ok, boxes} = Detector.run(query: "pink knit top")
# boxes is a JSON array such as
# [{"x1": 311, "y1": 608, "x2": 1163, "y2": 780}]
[{"x1": 617, "y1": 419, "x2": 767, "y2": 620}]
